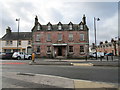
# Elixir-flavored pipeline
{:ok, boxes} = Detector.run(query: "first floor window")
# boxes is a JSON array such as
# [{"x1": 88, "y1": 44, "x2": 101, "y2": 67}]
[
  {"x1": 80, "y1": 34, "x2": 85, "y2": 41},
  {"x1": 36, "y1": 34, "x2": 41, "y2": 41},
  {"x1": 47, "y1": 34, "x2": 51, "y2": 41},
  {"x1": 6, "y1": 41, "x2": 9, "y2": 45},
  {"x1": 80, "y1": 46, "x2": 84, "y2": 53},
  {"x1": 69, "y1": 46, "x2": 73, "y2": 52},
  {"x1": 58, "y1": 33, "x2": 62, "y2": 41},
  {"x1": 18, "y1": 41, "x2": 21, "y2": 45},
  {"x1": 10, "y1": 41, "x2": 12, "y2": 45},
  {"x1": 6, "y1": 41, "x2": 13, "y2": 45},
  {"x1": 28, "y1": 40, "x2": 31, "y2": 45},
  {"x1": 69, "y1": 33, "x2": 73, "y2": 41}
]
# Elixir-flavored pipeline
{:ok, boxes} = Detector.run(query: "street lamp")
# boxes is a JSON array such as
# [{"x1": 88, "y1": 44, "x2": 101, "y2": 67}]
[
  {"x1": 16, "y1": 18, "x2": 20, "y2": 52},
  {"x1": 94, "y1": 17, "x2": 100, "y2": 60}
]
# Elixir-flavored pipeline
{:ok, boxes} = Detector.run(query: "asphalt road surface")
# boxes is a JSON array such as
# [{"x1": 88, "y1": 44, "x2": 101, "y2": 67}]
[{"x1": 1, "y1": 59, "x2": 119, "y2": 84}]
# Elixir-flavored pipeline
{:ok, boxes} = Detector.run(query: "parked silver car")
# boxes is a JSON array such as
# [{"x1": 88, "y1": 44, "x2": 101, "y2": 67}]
[{"x1": 0, "y1": 52, "x2": 5, "y2": 59}]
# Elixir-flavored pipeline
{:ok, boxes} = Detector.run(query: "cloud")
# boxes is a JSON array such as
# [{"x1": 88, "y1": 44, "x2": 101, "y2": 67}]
[
  {"x1": 0, "y1": 1, "x2": 118, "y2": 46},
  {"x1": 97, "y1": 12, "x2": 118, "y2": 43}
]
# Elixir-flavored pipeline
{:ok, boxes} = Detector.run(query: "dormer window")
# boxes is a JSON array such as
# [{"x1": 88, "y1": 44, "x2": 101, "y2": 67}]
[
  {"x1": 48, "y1": 25, "x2": 51, "y2": 30},
  {"x1": 68, "y1": 22, "x2": 73, "y2": 30},
  {"x1": 80, "y1": 25, "x2": 83, "y2": 30},
  {"x1": 58, "y1": 25, "x2": 62, "y2": 30},
  {"x1": 47, "y1": 22, "x2": 52, "y2": 30},
  {"x1": 37, "y1": 25, "x2": 40, "y2": 30},
  {"x1": 69, "y1": 25, "x2": 72, "y2": 30}
]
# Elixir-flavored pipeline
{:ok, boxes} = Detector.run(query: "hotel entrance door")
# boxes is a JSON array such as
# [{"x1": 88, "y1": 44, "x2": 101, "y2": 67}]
[{"x1": 58, "y1": 47, "x2": 62, "y2": 56}]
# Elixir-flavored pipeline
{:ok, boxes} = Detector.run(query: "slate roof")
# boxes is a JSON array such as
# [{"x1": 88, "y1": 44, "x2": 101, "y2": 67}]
[
  {"x1": 2, "y1": 32, "x2": 32, "y2": 40},
  {"x1": 32, "y1": 22, "x2": 89, "y2": 32}
]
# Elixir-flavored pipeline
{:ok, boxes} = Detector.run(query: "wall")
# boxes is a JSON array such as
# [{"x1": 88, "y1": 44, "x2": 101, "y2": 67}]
[{"x1": 33, "y1": 30, "x2": 89, "y2": 58}]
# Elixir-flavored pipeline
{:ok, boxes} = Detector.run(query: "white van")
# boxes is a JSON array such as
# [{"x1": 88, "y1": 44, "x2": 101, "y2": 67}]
[
  {"x1": 12, "y1": 52, "x2": 32, "y2": 60},
  {"x1": 89, "y1": 52, "x2": 104, "y2": 58}
]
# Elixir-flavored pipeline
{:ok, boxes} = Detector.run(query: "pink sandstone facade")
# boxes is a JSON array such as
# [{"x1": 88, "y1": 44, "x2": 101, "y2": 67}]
[{"x1": 32, "y1": 15, "x2": 89, "y2": 58}]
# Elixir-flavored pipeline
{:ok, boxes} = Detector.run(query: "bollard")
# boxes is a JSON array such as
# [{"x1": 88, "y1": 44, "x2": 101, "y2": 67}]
[
  {"x1": 111, "y1": 55, "x2": 113, "y2": 61},
  {"x1": 86, "y1": 56, "x2": 87, "y2": 61},
  {"x1": 100, "y1": 56, "x2": 102, "y2": 61},
  {"x1": 106, "y1": 56, "x2": 108, "y2": 61}
]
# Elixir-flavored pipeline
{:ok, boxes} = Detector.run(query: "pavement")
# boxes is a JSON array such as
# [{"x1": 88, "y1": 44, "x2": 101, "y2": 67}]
[
  {"x1": 29, "y1": 58, "x2": 120, "y2": 67},
  {"x1": 2, "y1": 72, "x2": 119, "y2": 89}
]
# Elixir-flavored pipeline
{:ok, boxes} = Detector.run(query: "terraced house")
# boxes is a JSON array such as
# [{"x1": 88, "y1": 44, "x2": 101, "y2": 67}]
[
  {"x1": 1, "y1": 27, "x2": 32, "y2": 54},
  {"x1": 32, "y1": 15, "x2": 89, "y2": 58}
]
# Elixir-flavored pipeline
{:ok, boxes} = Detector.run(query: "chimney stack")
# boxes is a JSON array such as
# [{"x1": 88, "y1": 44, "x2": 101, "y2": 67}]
[
  {"x1": 6, "y1": 26, "x2": 11, "y2": 34},
  {"x1": 82, "y1": 14, "x2": 86, "y2": 25},
  {"x1": 35, "y1": 15, "x2": 38, "y2": 26}
]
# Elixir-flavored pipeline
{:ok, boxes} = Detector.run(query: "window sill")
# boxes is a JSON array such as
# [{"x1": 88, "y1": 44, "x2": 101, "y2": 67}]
[
  {"x1": 36, "y1": 53, "x2": 40, "y2": 54},
  {"x1": 80, "y1": 52, "x2": 85, "y2": 55},
  {"x1": 79, "y1": 40, "x2": 86, "y2": 41},
  {"x1": 68, "y1": 40, "x2": 74, "y2": 42},
  {"x1": 35, "y1": 41, "x2": 41, "y2": 42},
  {"x1": 46, "y1": 40, "x2": 52, "y2": 42},
  {"x1": 69, "y1": 52, "x2": 74, "y2": 54},
  {"x1": 58, "y1": 40, "x2": 62, "y2": 42},
  {"x1": 47, "y1": 52, "x2": 52, "y2": 54}
]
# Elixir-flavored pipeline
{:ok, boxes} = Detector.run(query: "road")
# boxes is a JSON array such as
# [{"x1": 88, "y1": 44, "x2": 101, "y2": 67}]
[{"x1": 1, "y1": 59, "x2": 119, "y2": 83}]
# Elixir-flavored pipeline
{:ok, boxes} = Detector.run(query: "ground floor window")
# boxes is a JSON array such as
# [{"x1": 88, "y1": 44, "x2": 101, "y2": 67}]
[
  {"x1": 80, "y1": 46, "x2": 84, "y2": 54},
  {"x1": 69, "y1": 46, "x2": 73, "y2": 53},
  {"x1": 47, "y1": 46, "x2": 51, "y2": 53},
  {"x1": 36, "y1": 46, "x2": 40, "y2": 54}
]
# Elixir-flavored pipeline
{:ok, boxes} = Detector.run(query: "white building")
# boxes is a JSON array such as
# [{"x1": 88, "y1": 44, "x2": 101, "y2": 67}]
[{"x1": 1, "y1": 27, "x2": 32, "y2": 54}]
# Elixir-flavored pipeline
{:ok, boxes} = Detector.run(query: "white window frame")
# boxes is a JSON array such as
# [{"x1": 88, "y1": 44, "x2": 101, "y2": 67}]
[
  {"x1": 69, "y1": 46, "x2": 73, "y2": 53},
  {"x1": 80, "y1": 34, "x2": 85, "y2": 41},
  {"x1": 80, "y1": 46, "x2": 84, "y2": 54},
  {"x1": 6, "y1": 41, "x2": 9, "y2": 45},
  {"x1": 80, "y1": 25, "x2": 83, "y2": 30},
  {"x1": 58, "y1": 25, "x2": 62, "y2": 30},
  {"x1": 36, "y1": 34, "x2": 41, "y2": 41},
  {"x1": 36, "y1": 46, "x2": 40, "y2": 54},
  {"x1": 48, "y1": 25, "x2": 51, "y2": 30},
  {"x1": 58, "y1": 33, "x2": 62, "y2": 41},
  {"x1": 69, "y1": 33, "x2": 73, "y2": 41},
  {"x1": 47, "y1": 46, "x2": 51, "y2": 53},
  {"x1": 28, "y1": 40, "x2": 31, "y2": 45},
  {"x1": 18, "y1": 40, "x2": 21, "y2": 45},
  {"x1": 69, "y1": 25, "x2": 72, "y2": 30},
  {"x1": 47, "y1": 34, "x2": 51, "y2": 41},
  {"x1": 37, "y1": 25, "x2": 40, "y2": 30},
  {"x1": 10, "y1": 41, "x2": 12, "y2": 45}
]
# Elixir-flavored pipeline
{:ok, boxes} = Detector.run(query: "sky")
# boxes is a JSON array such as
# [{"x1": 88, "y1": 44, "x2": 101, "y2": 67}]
[{"x1": 0, "y1": 0, "x2": 119, "y2": 45}]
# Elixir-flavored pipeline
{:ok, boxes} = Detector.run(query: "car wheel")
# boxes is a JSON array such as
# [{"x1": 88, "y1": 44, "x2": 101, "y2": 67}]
[
  {"x1": 28, "y1": 56, "x2": 32, "y2": 60},
  {"x1": 17, "y1": 56, "x2": 21, "y2": 60}
]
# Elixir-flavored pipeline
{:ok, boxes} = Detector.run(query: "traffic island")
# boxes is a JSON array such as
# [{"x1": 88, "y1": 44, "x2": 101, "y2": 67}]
[
  {"x1": 29, "y1": 61, "x2": 73, "y2": 66},
  {"x1": 72, "y1": 63, "x2": 93, "y2": 66}
]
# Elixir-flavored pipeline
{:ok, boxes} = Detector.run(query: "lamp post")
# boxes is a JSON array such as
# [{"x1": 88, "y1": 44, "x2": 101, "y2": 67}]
[
  {"x1": 94, "y1": 17, "x2": 100, "y2": 60},
  {"x1": 16, "y1": 18, "x2": 20, "y2": 52}
]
